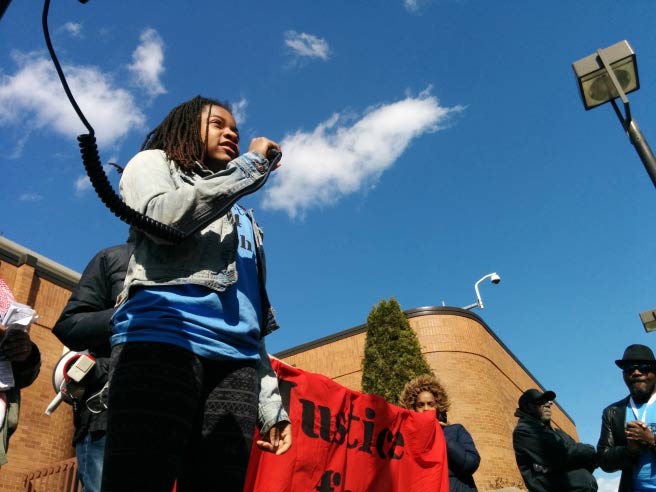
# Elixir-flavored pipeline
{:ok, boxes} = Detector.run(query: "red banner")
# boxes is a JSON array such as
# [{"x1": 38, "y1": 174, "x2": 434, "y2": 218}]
[{"x1": 245, "y1": 359, "x2": 449, "y2": 492}]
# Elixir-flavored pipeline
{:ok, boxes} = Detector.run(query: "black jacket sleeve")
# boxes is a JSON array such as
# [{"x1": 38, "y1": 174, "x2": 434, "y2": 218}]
[
  {"x1": 556, "y1": 429, "x2": 597, "y2": 472},
  {"x1": 52, "y1": 244, "x2": 129, "y2": 354},
  {"x1": 12, "y1": 342, "x2": 41, "y2": 389},
  {"x1": 514, "y1": 420, "x2": 567, "y2": 469},
  {"x1": 597, "y1": 399, "x2": 637, "y2": 473}
]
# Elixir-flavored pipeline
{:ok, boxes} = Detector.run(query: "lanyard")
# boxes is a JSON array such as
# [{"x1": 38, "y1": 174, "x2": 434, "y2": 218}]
[{"x1": 629, "y1": 393, "x2": 656, "y2": 422}]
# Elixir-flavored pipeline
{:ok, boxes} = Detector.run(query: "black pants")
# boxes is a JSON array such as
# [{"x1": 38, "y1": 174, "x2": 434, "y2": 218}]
[{"x1": 101, "y1": 342, "x2": 258, "y2": 492}]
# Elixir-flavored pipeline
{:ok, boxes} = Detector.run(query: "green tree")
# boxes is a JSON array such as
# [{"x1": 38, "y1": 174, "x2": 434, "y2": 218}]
[{"x1": 361, "y1": 297, "x2": 432, "y2": 405}]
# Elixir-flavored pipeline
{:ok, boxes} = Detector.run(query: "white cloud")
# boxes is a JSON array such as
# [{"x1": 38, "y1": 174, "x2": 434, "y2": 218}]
[
  {"x1": 59, "y1": 22, "x2": 83, "y2": 38},
  {"x1": 74, "y1": 175, "x2": 92, "y2": 195},
  {"x1": 0, "y1": 51, "x2": 146, "y2": 150},
  {"x1": 404, "y1": 0, "x2": 418, "y2": 10},
  {"x1": 231, "y1": 98, "x2": 248, "y2": 126},
  {"x1": 128, "y1": 28, "x2": 166, "y2": 97},
  {"x1": 262, "y1": 89, "x2": 463, "y2": 218},
  {"x1": 404, "y1": 0, "x2": 430, "y2": 13},
  {"x1": 284, "y1": 31, "x2": 331, "y2": 61},
  {"x1": 596, "y1": 476, "x2": 620, "y2": 492},
  {"x1": 19, "y1": 192, "x2": 43, "y2": 203},
  {"x1": 74, "y1": 163, "x2": 117, "y2": 196},
  {"x1": 8, "y1": 131, "x2": 31, "y2": 160}
]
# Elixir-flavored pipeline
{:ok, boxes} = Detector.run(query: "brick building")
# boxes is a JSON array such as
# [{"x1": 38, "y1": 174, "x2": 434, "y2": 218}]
[
  {"x1": 0, "y1": 237, "x2": 80, "y2": 492},
  {"x1": 0, "y1": 236, "x2": 578, "y2": 491},
  {"x1": 276, "y1": 308, "x2": 579, "y2": 490}
]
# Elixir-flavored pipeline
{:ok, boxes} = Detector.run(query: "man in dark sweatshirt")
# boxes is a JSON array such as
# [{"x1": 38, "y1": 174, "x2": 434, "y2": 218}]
[{"x1": 513, "y1": 388, "x2": 597, "y2": 492}]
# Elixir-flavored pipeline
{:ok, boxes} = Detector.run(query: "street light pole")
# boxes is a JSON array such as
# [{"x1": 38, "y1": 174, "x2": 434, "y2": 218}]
[
  {"x1": 595, "y1": 47, "x2": 656, "y2": 189},
  {"x1": 624, "y1": 118, "x2": 656, "y2": 188},
  {"x1": 572, "y1": 40, "x2": 656, "y2": 190}
]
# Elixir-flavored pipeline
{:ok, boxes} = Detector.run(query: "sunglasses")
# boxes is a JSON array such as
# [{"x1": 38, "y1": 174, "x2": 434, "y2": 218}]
[{"x1": 621, "y1": 363, "x2": 655, "y2": 374}]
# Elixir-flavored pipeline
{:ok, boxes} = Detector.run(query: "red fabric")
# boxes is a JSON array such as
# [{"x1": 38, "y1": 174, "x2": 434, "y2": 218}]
[{"x1": 245, "y1": 359, "x2": 449, "y2": 492}]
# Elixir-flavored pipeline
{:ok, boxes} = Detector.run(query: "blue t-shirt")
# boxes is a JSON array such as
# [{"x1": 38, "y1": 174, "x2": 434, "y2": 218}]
[
  {"x1": 111, "y1": 205, "x2": 263, "y2": 361},
  {"x1": 626, "y1": 399, "x2": 656, "y2": 491}
]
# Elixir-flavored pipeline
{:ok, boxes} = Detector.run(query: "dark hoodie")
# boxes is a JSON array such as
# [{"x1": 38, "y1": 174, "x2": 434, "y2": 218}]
[
  {"x1": 512, "y1": 408, "x2": 598, "y2": 492},
  {"x1": 52, "y1": 244, "x2": 130, "y2": 444}
]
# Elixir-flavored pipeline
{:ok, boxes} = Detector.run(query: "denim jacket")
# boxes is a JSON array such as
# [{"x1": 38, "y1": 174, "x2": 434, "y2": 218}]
[
  {"x1": 118, "y1": 149, "x2": 278, "y2": 333},
  {"x1": 118, "y1": 149, "x2": 287, "y2": 432}
]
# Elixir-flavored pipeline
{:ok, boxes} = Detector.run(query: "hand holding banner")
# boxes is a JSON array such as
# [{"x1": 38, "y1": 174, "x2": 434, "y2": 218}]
[{"x1": 246, "y1": 359, "x2": 449, "y2": 492}]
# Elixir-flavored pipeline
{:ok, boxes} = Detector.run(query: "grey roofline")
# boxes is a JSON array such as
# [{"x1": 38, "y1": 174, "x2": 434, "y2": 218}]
[{"x1": 0, "y1": 236, "x2": 80, "y2": 290}]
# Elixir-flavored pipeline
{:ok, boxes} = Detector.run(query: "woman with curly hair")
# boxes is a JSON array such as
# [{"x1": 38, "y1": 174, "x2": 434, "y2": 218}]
[{"x1": 401, "y1": 374, "x2": 480, "y2": 492}]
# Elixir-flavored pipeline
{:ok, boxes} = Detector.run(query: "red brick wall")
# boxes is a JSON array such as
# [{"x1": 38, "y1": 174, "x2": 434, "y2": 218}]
[
  {"x1": 0, "y1": 260, "x2": 75, "y2": 492},
  {"x1": 279, "y1": 308, "x2": 576, "y2": 491}
]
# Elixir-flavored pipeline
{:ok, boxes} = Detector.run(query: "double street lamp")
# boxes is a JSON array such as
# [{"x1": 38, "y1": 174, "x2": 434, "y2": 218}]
[
  {"x1": 572, "y1": 40, "x2": 656, "y2": 189},
  {"x1": 573, "y1": 42, "x2": 656, "y2": 333}
]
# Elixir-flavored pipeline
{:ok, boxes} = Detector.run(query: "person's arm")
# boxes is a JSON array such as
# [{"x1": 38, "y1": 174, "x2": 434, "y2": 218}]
[
  {"x1": 52, "y1": 250, "x2": 116, "y2": 352},
  {"x1": 444, "y1": 424, "x2": 480, "y2": 475},
  {"x1": 625, "y1": 419, "x2": 656, "y2": 452},
  {"x1": 597, "y1": 405, "x2": 637, "y2": 472},
  {"x1": 119, "y1": 150, "x2": 275, "y2": 243},
  {"x1": 1, "y1": 326, "x2": 41, "y2": 389},
  {"x1": 12, "y1": 342, "x2": 40, "y2": 388},
  {"x1": 255, "y1": 339, "x2": 291, "y2": 455},
  {"x1": 557, "y1": 430, "x2": 597, "y2": 472},
  {"x1": 565, "y1": 443, "x2": 597, "y2": 472},
  {"x1": 514, "y1": 422, "x2": 568, "y2": 470}
]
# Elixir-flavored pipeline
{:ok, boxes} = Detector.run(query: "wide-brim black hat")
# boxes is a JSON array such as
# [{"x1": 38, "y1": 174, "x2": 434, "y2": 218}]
[
  {"x1": 518, "y1": 388, "x2": 556, "y2": 410},
  {"x1": 615, "y1": 344, "x2": 656, "y2": 369}
]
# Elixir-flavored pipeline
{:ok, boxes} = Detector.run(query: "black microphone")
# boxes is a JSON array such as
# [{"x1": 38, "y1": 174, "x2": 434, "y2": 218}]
[{"x1": 267, "y1": 149, "x2": 282, "y2": 168}]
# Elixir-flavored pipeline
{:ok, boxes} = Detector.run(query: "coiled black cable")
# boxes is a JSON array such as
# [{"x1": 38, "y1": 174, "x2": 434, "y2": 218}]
[
  {"x1": 43, "y1": 0, "x2": 186, "y2": 243},
  {"x1": 41, "y1": 0, "x2": 280, "y2": 243},
  {"x1": 77, "y1": 133, "x2": 188, "y2": 239}
]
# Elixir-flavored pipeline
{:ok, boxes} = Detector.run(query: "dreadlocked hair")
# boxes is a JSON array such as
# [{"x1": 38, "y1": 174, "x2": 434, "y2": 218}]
[
  {"x1": 141, "y1": 95, "x2": 232, "y2": 171},
  {"x1": 400, "y1": 374, "x2": 451, "y2": 416}
]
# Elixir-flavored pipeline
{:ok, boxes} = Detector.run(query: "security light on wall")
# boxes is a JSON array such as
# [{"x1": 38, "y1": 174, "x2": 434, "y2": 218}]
[{"x1": 462, "y1": 272, "x2": 501, "y2": 311}]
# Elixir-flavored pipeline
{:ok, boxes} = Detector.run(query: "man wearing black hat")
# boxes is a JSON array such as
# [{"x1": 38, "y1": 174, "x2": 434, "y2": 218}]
[
  {"x1": 513, "y1": 388, "x2": 597, "y2": 492},
  {"x1": 598, "y1": 344, "x2": 656, "y2": 492}
]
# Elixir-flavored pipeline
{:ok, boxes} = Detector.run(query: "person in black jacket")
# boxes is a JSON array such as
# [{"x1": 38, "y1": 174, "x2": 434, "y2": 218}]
[
  {"x1": 0, "y1": 276, "x2": 41, "y2": 468},
  {"x1": 52, "y1": 244, "x2": 130, "y2": 492},
  {"x1": 401, "y1": 374, "x2": 480, "y2": 492},
  {"x1": 597, "y1": 344, "x2": 656, "y2": 492},
  {"x1": 513, "y1": 388, "x2": 597, "y2": 492}
]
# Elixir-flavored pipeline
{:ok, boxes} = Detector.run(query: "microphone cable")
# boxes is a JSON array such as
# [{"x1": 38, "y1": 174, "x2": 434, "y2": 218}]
[{"x1": 42, "y1": 0, "x2": 281, "y2": 242}]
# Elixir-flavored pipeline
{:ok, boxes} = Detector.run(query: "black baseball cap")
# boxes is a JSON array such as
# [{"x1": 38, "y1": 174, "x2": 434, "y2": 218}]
[{"x1": 518, "y1": 388, "x2": 556, "y2": 411}]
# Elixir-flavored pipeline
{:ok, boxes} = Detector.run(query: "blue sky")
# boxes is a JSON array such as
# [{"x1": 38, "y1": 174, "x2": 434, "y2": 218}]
[{"x1": 2, "y1": 2, "x2": 656, "y2": 488}]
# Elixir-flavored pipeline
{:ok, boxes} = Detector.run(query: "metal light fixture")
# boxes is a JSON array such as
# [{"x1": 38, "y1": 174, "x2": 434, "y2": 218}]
[
  {"x1": 573, "y1": 40, "x2": 639, "y2": 110},
  {"x1": 462, "y1": 272, "x2": 501, "y2": 310},
  {"x1": 640, "y1": 309, "x2": 656, "y2": 333},
  {"x1": 572, "y1": 40, "x2": 656, "y2": 189}
]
